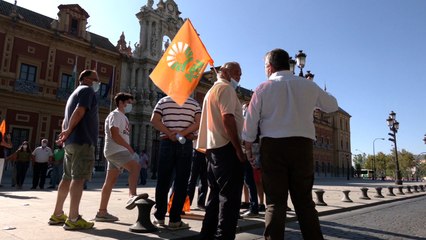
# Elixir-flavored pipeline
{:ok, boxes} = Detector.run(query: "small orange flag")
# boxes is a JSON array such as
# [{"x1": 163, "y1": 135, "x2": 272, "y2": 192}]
[
  {"x1": 0, "y1": 120, "x2": 6, "y2": 137},
  {"x1": 150, "y1": 19, "x2": 214, "y2": 106}
]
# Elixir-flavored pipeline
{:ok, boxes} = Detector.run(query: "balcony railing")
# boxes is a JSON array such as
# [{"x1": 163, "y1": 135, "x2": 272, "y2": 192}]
[
  {"x1": 14, "y1": 79, "x2": 39, "y2": 94},
  {"x1": 56, "y1": 88, "x2": 72, "y2": 100}
]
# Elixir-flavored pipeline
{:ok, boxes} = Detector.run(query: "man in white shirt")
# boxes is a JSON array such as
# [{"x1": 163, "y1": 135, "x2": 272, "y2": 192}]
[
  {"x1": 197, "y1": 62, "x2": 245, "y2": 240},
  {"x1": 31, "y1": 138, "x2": 53, "y2": 189},
  {"x1": 243, "y1": 49, "x2": 338, "y2": 240},
  {"x1": 95, "y1": 92, "x2": 147, "y2": 222}
]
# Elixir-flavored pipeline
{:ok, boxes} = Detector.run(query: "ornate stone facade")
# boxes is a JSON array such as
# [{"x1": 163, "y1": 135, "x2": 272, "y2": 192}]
[
  {"x1": 0, "y1": 2, "x2": 120, "y2": 170},
  {"x1": 117, "y1": 0, "x2": 351, "y2": 177}
]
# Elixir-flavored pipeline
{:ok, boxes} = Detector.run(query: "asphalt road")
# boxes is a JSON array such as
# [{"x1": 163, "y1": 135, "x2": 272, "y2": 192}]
[{"x1": 236, "y1": 195, "x2": 426, "y2": 240}]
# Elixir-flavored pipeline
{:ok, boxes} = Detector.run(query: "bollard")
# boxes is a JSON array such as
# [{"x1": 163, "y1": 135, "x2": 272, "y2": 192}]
[
  {"x1": 373, "y1": 187, "x2": 384, "y2": 198},
  {"x1": 419, "y1": 185, "x2": 425, "y2": 192},
  {"x1": 386, "y1": 186, "x2": 396, "y2": 196},
  {"x1": 359, "y1": 187, "x2": 371, "y2": 200},
  {"x1": 341, "y1": 190, "x2": 353, "y2": 202},
  {"x1": 129, "y1": 198, "x2": 158, "y2": 233},
  {"x1": 314, "y1": 189, "x2": 327, "y2": 206},
  {"x1": 413, "y1": 185, "x2": 419, "y2": 193},
  {"x1": 406, "y1": 185, "x2": 413, "y2": 194},
  {"x1": 397, "y1": 186, "x2": 405, "y2": 195}
]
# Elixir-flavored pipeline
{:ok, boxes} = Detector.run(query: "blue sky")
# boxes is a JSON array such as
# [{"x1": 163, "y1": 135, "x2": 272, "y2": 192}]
[{"x1": 8, "y1": 0, "x2": 426, "y2": 157}]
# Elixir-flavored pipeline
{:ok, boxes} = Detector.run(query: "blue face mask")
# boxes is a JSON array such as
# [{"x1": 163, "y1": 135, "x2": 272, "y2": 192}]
[
  {"x1": 91, "y1": 81, "x2": 100, "y2": 92},
  {"x1": 230, "y1": 78, "x2": 239, "y2": 89},
  {"x1": 124, "y1": 103, "x2": 133, "y2": 113}
]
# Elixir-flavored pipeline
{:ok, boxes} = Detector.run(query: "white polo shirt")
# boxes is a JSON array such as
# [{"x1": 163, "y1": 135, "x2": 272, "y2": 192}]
[{"x1": 32, "y1": 146, "x2": 53, "y2": 163}]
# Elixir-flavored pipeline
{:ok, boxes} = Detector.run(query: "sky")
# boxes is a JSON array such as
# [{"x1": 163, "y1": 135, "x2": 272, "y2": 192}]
[{"x1": 6, "y1": 0, "x2": 426, "y2": 157}]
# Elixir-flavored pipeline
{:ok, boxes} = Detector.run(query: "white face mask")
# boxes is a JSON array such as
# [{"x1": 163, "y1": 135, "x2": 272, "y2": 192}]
[
  {"x1": 91, "y1": 81, "x2": 100, "y2": 92},
  {"x1": 230, "y1": 78, "x2": 239, "y2": 90},
  {"x1": 124, "y1": 103, "x2": 133, "y2": 113},
  {"x1": 42, "y1": 143, "x2": 47, "y2": 147}
]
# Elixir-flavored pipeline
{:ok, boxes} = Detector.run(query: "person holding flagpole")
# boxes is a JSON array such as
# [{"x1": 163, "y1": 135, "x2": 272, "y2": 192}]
[
  {"x1": 150, "y1": 95, "x2": 201, "y2": 230},
  {"x1": 196, "y1": 62, "x2": 245, "y2": 239}
]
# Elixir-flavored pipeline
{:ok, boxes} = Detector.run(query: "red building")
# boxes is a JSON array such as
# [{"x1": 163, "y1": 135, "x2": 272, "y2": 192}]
[{"x1": 0, "y1": 2, "x2": 121, "y2": 169}]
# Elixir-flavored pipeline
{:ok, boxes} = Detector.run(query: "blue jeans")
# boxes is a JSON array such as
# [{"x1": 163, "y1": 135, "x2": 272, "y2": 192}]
[
  {"x1": 244, "y1": 160, "x2": 259, "y2": 213},
  {"x1": 51, "y1": 163, "x2": 63, "y2": 187},
  {"x1": 187, "y1": 149, "x2": 208, "y2": 207},
  {"x1": 154, "y1": 139, "x2": 192, "y2": 222},
  {"x1": 139, "y1": 168, "x2": 147, "y2": 185}
]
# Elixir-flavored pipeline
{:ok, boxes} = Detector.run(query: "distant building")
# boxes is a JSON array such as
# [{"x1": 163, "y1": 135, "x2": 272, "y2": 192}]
[{"x1": 0, "y1": 1, "x2": 120, "y2": 169}]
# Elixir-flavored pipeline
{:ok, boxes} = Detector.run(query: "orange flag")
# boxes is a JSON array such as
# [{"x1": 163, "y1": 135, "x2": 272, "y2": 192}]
[
  {"x1": 0, "y1": 120, "x2": 5, "y2": 137},
  {"x1": 150, "y1": 19, "x2": 214, "y2": 106}
]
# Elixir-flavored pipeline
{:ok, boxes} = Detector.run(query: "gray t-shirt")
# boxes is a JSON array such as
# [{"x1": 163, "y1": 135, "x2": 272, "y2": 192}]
[{"x1": 63, "y1": 85, "x2": 99, "y2": 146}]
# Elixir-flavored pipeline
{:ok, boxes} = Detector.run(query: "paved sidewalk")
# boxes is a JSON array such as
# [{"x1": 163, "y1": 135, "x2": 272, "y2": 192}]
[{"x1": 0, "y1": 169, "x2": 425, "y2": 240}]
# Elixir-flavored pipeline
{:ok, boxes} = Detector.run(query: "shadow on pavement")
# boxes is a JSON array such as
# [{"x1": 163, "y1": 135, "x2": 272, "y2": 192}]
[{"x1": 0, "y1": 192, "x2": 38, "y2": 200}]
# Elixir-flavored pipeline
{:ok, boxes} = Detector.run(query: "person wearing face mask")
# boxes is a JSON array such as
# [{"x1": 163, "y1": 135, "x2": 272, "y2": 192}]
[
  {"x1": 196, "y1": 62, "x2": 245, "y2": 240},
  {"x1": 31, "y1": 139, "x2": 53, "y2": 190},
  {"x1": 48, "y1": 69, "x2": 99, "y2": 230},
  {"x1": 243, "y1": 49, "x2": 338, "y2": 240},
  {"x1": 7, "y1": 141, "x2": 32, "y2": 189},
  {"x1": 94, "y1": 92, "x2": 148, "y2": 222}
]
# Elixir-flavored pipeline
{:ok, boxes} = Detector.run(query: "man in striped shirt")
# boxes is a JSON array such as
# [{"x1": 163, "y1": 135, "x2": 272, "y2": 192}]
[{"x1": 150, "y1": 96, "x2": 201, "y2": 230}]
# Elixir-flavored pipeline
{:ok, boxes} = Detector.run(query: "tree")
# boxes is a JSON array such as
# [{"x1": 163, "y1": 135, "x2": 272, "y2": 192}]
[
  {"x1": 353, "y1": 153, "x2": 367, "y2": 168},
  {"x1": 375, "y1": 152, "x2": 390, "y2": 180},
  {"x1": 399, "y1": 149, "x2": 415, "y2": 180}
]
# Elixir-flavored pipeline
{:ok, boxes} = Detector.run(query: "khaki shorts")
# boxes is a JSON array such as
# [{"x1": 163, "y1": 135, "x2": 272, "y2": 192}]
[
  {"x1": 106, "y1": 150, "x2": 134, "y2": 170},
  {"x1": 63, "y1": 144, "x2": 95, "y2": 181}
]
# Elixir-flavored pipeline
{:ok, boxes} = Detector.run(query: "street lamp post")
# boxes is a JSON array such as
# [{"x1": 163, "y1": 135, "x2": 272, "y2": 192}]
[
  {"x1": 373, "y1": 138, "x2": 385, "y2": 180},
  {"x1": 295, "y1": 50, "x2": 307, "y2": 77},
  {"x1": 386, "y1": 111, "x2": 402, "y2": 185},
  {"x1": 346, "y1": 154, "x2": 350, "y2": 180}
]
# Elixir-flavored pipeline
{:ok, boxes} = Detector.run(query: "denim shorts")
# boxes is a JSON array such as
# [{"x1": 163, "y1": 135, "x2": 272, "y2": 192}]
[{"x1": 63, "y1": 144, "x2": 95, "y2": 180}]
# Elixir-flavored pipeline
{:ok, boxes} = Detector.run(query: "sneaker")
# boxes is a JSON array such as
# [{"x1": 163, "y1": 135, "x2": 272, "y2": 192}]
[
  {"x1": 125, "y1": 193, "x2": 149, "y2": 210},
  {"x1": 153, "y1": 217, "x2": 165, "y2": 227},
  {"x1": 63, "y1": 215, "x2": 94, "y2": 230},
  {"x1": 259, "y1": 204, "x2": 266, "y2": 212},
  {"x1": 48, "y1": 213, "x2": 68, "y2": 225},
  {"x1": 241, "y1": 210, "x2": 259, "y2": 218},
  {"x1": 94, "y1": 212, "x2": 119, "y2": 222},
  {"x1": 47, "y1": 185, "x2": 55, "y2": 189},
  {"x1": 168, "y1": 221, "x2": 190, "y2": 231}
]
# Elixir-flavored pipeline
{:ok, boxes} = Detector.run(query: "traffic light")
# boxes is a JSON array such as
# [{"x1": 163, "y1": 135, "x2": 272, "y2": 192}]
[{"x1": 388, "y1": 132, "x2": 395, "y2": 142}]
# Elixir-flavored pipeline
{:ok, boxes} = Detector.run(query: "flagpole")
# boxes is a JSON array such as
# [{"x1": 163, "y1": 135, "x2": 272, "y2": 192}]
[
  {"x1": 74, "y1": 56, "x2": 78, "y2": 88},
  {"x1": 109, "y1": 66, "x2": 115, "y2": 112}
]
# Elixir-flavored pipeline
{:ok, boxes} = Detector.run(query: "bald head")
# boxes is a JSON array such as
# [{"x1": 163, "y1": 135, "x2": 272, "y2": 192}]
[{"x1": 218, "y1": 62, "x2": 242, "y2": 81}]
